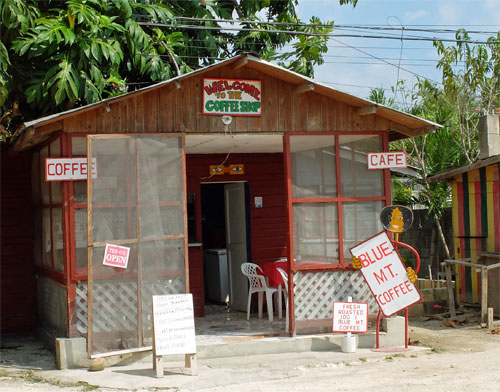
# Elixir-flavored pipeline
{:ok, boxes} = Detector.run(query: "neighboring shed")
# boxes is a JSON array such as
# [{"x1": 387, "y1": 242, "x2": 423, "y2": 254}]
[
  {"x1": 429, "y1": 114, "x2": 500, "y2": 314},
  {"x1": 5, "y1": 54, "x2": 440, "y2": 357}
]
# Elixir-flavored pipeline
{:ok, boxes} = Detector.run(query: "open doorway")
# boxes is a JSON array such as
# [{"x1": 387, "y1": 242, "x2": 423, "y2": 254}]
[{"x1": 201, "y1": 182, "x2": 251, "y2": 312}]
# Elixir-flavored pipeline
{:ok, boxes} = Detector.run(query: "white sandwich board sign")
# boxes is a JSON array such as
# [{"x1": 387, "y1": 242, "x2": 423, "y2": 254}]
[{"x1": 152, "y1": 294, "x2": 197, "y2": 377}]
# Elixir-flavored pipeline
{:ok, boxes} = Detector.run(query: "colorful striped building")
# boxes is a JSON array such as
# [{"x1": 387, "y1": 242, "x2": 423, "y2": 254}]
[{"x1": 430, "y1": 152, "x2": 500, "y2": 305}]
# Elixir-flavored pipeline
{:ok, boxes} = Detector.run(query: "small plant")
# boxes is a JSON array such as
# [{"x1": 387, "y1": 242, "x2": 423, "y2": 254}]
[{"x1": 359, "y1": 357, "x2": 367, "y2": 363}]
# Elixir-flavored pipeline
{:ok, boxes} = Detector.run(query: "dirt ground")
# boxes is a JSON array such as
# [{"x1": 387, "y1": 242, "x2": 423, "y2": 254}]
[{"x1": 1, "y1": 316, "x2": 499, "y2": 392}]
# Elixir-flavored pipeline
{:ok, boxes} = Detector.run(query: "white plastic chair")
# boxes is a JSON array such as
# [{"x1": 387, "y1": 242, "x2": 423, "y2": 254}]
[
  {"x1": 276, "y1": 267, "x2": 289, "y2": 333},
  {"x1": 241, "y1": 263, "x2": 278, "y2": 321}
]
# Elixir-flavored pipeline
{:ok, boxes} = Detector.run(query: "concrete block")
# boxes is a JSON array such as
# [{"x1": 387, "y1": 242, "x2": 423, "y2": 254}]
[
  {"x1": 407, "y1": 303, "x2": 424, "y2": 317},
  {"x1": 380, "y1": 315, "x2": 405, "y2": 347},
  {"x1": 434, "y1": 287, "x2": 449, "y2": 301},
  {"x1": 420, "y1": 288, "x2": 435, "y2": 302}
]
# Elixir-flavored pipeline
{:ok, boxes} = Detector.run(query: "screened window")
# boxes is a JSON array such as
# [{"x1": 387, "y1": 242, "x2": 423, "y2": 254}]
[
  {"x1": 32, "y1": 136, "x2": 65, "y2": 275},
  {"x1": 289, "y1": 133, "x2": 386, "y2": 268}
]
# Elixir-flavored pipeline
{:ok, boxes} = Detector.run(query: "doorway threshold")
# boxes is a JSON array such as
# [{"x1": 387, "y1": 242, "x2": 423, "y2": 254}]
[{"x1": 195, "y1": 304, "x2": 288, "y2": 347}]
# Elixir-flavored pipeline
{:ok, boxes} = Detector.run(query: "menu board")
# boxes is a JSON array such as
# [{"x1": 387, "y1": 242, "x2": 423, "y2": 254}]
[{"x1": 152, "y1": 294, "x2": 196, "y2": 356}]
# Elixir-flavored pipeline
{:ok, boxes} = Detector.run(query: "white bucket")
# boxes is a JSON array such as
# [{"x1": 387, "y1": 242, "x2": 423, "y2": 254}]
[{"x1": 341, "y1": 335, "x2": 357, "y2": 353}]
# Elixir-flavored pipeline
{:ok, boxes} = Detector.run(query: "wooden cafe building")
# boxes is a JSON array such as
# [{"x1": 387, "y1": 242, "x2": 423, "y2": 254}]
[{"x1": 4, "y1": 54, "x2": 440, "y2": 358}]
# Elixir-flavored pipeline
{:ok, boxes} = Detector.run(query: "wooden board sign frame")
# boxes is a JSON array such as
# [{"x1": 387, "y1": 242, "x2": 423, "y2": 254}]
[{"x1": 152, "y1": 294, "x2": 197, "y2": 377}]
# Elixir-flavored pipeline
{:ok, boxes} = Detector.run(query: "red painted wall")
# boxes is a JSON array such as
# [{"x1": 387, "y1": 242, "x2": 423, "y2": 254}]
[
  {"x1": 186, "y1": 153, "x2": 288, "y2": 314},
  {"x1": 1, "y1": 147, "x2": 36, "y2": 335}
]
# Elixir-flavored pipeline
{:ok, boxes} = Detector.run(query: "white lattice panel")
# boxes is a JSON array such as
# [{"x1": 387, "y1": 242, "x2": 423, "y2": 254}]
[
  {"x1": 294, "y1": 270, "x2": 378, "y2": 321},
  {"x1": 75, "y1": 277, "x2": 185, "y2": 334}
]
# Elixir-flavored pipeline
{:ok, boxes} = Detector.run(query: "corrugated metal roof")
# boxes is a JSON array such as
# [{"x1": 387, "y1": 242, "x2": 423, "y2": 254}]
[{"x1": 428, "y1": 154, "x2": 500, "y2": 182}]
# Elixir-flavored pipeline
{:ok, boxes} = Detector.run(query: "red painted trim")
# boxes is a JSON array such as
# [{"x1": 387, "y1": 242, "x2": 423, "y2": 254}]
[
  {"x1": 456, "y1": 182, "x2": 466, "y2": 302},
  {"x1": 61, "y1": 134, "x2": 72, "y2": 335},
  {"x1": 35, "y1": 266, "x2": 66, "y2": 285},
  {"x1": 335, "y1": 135, "x2": 345, "y2": 266},
  {"x1": 291, "y1": 196, "x2": 387, "y2": 203},
  {"x1": 48, "y1": 142, "x2": 55, "y2": 270},
  {"x1": 283, "y1": 133, "x2": 295, "y2": 335}
]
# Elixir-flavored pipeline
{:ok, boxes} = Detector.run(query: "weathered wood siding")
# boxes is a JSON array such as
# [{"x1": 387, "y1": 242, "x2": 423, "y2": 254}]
[
  {"x1": 62, "y1": 64, "x2": 390, "y2": 134},
  {"x1": 1, "y1": 148, "x2": 36, "y2": 334}
]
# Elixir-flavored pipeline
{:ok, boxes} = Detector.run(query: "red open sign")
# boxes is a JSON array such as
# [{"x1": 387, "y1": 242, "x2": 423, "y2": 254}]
[{"x1": 102, "y1": 244, "x2": 130, "y2": 269}]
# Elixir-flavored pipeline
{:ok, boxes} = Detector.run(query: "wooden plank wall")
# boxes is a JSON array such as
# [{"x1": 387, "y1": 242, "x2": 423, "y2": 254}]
[
  {"x1": 1, "y1": 147, "x2": 36, "y2": 335},
  {"x1": 62, "y1": 64, "x2": 390, "y2": 134}
]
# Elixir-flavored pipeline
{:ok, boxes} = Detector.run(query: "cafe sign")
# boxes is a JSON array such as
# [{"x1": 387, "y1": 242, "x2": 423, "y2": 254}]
[{"x1": 203, "y1": 78, "x2": 261, "y2": 116}]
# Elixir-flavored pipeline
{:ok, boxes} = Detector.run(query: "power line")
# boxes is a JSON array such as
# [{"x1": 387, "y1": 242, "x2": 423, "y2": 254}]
[
  {"x1": 174, "y1": 17, "x2": 500, "y2": 35},
  {"x1": 137, "y1": 22, "x2": 500, "y2": 45}
]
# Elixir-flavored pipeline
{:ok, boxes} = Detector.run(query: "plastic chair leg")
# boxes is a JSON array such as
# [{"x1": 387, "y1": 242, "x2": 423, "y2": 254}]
[
  {"x1": 265, "y1": 291, "x2": 274, "y2": 322},
  {"x1": 246, "y1": 291, "x2": 252, "y2": 321},
  {"x1": 258, "y1": 291, "x2": 264, "y2": 319}
]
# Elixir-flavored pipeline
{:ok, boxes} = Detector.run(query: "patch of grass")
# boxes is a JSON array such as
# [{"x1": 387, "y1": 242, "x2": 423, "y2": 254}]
[
  {"x1": 384, "y1": 356, "x2": 394, "y2": 361},
  {"x1": 358, "y1": 357, "x2": 367, "y2": 363},
  {"x1": 18, "y1": 371, "x2": 99, "y2": 391}
]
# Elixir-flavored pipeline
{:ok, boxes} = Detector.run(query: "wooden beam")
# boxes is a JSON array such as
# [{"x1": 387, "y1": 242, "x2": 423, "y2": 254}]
[
  {"x1": 356, "y1": 105, "x2": 378, "y2": 116},
  {"x1": 445, "y1": 263, "x2": 456, "y2": 318},
  {"x1": 481, "y1": 267, "x2": 488, "y2": 323},
  {"x1": 388, "y1": 122, "x2": 436, "y2": 138},
  {"x1": 12, "y1": 121, "x2": 63, "y2": 152},
  {"x1": 441, "y1": 257, "x2": 482, "y2": 269},
  {"x1": 296, "y1": 83, "x2": 315, "y2": 94},
  {"x1": 232, "y1": 56, "x2": 248, "y2": 70}
]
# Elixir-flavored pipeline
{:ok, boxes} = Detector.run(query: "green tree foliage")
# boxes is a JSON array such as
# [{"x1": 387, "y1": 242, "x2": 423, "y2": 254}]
[
  {"x1": 0, "y1": 0, "x2": 358, "y2": 141},
  {"x1": 434, "y1": 29, "x2": 500, "y2": 163},
  {"x1": 373, "y1": 30, "x2": 500, "y2": 258}
]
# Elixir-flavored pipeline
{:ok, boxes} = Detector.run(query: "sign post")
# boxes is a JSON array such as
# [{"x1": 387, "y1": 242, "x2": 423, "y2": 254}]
[{"x1": 152, "y1": 294, "x2": 197, "y2": 377}]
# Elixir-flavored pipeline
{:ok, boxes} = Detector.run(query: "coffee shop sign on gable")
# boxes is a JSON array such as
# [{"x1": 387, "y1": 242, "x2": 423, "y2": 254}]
[{"x1": 203, "y1": 78, "x2": 262, "y2": 116}]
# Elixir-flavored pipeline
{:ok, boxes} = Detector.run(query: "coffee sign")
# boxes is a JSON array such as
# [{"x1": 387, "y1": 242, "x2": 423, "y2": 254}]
[{"x1": 203, "y1": 78, "x2": 261, "y2": 116}]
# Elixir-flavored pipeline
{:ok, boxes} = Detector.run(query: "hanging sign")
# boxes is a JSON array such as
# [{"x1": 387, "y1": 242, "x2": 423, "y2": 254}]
[
  {"x1": 349, "y1": 231, "x2": 422, "y2": 317},
  {"x1": 203, "y1": 78, "x2": 261, "y2": 116},
  {"x1": 46, "y1": 157, "x2": 97, "y2": 181},
  {"x1": 152, "y1": 294, "x2": 196, "y2": 356},
  {"x1": 332, "y1": 301, "x2": 368, "y2": 333},
  {"x1": 102, "y1": 244, "x2": 130, "y2": 269},
  {"x1": 367, "y1": 151, "x2": 407, "y2": 169},
  {"x1": 209, "y1": 164, "x2": 244, "y2": 175},
  {"x1": 380, "y1": 205, "x2": 413, "y2": 233}
]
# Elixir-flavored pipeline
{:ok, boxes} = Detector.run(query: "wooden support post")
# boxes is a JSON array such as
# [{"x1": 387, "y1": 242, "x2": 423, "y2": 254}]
[
  {"x1": 155, "y1": 354, "x2": 163, "y2": 378},
  {"x1": 487, "y1": 308, "x2": 494, "y2": 330},
  {"x1": 445, "y1": 263, "x2": 456, "y2": 318},
  {"x1": 481, "y1": 267, "x2": 488, "y2": 324},
  {"x1": 185, "y1": 353, "x2": 198, "y2": 376}
]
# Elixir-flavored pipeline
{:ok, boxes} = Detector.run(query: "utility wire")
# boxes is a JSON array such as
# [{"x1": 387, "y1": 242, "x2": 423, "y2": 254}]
[
  {"x1": 137, "y1": 22, "x2": 500, "y2": 44},
  {"x1": 172, "y1": 17, "x2": 500, "y2": 35}
]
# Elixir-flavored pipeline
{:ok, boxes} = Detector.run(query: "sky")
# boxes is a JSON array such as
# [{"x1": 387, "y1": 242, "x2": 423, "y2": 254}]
[{"x1": 293, "y1": 0, "x2": 500, "y2": 103}]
